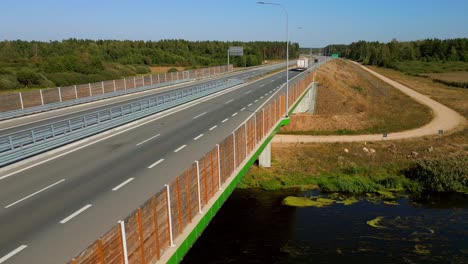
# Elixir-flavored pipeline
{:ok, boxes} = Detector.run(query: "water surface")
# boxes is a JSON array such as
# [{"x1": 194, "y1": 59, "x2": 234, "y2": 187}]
[{"x1": 182, "y1": 189, "x2": 468, "y2": 264}]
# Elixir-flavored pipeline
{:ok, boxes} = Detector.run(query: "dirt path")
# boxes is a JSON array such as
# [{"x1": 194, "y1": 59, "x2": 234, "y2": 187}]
[{"x1": 274, "y1": 62, "x2": 466, "y2": 143}]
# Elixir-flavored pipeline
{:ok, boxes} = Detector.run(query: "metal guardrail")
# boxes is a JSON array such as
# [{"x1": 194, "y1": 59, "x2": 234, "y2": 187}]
[
  {"x1": 0, "y1": 78, "x2": 244, "y2": 167},
  {"x1": 0, "y1": 79, "x2": 191, "y2": 121}
]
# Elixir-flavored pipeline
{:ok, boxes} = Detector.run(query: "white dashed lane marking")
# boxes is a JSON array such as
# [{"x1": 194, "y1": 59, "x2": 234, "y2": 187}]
[
  {"x1": 59, "y1": 204, "x2": 92, "y2": 224},
  {"x1": 174, "y1": 145, "x2": 187, "y2": 152},
  {"x1": 148, "y1": 159, "x2": 165, "y2": 169}
]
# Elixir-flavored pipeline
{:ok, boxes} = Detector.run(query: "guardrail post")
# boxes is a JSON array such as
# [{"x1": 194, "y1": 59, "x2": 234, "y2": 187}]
[
  {"x1": 9, "y1": 136, "x2": 14, "y2": 150},
  {"x1": 113, "y1": 80, "x2": 116, "y2": 92},
  {"x1": 133, "y1": 77, "x2": 136, "y2": 88},
  {"x1": 150, "y1": 75, "x2": 153, "y2": 85},
  {"x1": 118, "y1": 220, "x2": 129, "y2": 264},
  {"x1": 58, "y1": 87, "x2": 62, "y2": 102},
  {"x1": 124, "y1": 79, "x2": 127, "y2": 91},
  {"x1": 143, "y1": 76, "x2": 145, "y2": 86},
  {"x1": 19, "y1": 92, "x2": 24, "y2": 109},
  {"x1": 157, "y1": 74, "x2": 160, "y2": 83},
  {"x1": 31, "y1": 130, "x2": 36, "y2": 143},
  {"x1": 51, "y1": 124, "x2": 56, "y2": 136},
  {"x1": 74, "y1": 85, "x2": 78, "y2": 99},
  {"x1": 101, "y1": 81, "x2": 104, "y2": 94},
  {"x1": 195, "y1": 161, "x2": 203, "y2": 213},
  {"x1": 88, "y1": 83, "x2": 92, "y2": 96},
  {"x1": 216, "y1": 144, "x2": 222, "y2": 190},
  {"x1": 164, "y1": 184, "x2": 175, "y2": 247},
  {"x1": 164, "y1": 73, "x2": 167, "y2": 83}
]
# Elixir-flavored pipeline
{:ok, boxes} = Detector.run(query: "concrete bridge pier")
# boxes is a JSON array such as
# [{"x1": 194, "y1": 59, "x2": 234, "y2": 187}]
[
  {"x1": 293, "y1": 82, "x2": 317, "y2": 114},
  {"x1": 258, "y1": 142, "x2": 271, "y2": 167}
]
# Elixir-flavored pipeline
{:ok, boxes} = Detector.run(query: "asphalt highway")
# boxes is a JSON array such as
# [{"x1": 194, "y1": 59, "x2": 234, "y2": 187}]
[
  {"x1": 0, "y1": 61, "x2": 320, "y2": 263},
  {"x1": 0, "y1": 63, "x2": 286, "y2": 135}
]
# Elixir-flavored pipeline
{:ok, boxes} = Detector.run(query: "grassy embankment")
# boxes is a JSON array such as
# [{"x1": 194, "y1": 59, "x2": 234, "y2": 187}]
[
  {"x1": 279, "y1": 59, "x2": 433, "y2": 135},
  {"x1": 239, "y1": 60, "x2": 468, "y2": 197}
]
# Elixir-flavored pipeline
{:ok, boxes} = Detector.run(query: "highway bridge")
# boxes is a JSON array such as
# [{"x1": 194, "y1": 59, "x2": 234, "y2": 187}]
[{"x1": 0, "y1": 60, "x2": 326, "y2": 264}]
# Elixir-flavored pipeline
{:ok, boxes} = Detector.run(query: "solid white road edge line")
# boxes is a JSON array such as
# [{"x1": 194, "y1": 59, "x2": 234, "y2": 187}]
[
  {"x1": 112, "y1": 178, "x2": 135, "y2": 191},
  {"x1": 0, "y1": 245, "x2": 27, "y2": 264},
  {"x1": 59, "y1": 204, "x2": 92, "y2": 224},
  {"x1": 174, "y1": 145, "x2": 187, "y2": 152},
  {"x1": 5, "y1": 179, "x2": 66, "y2": 208},
  {"x1": 136, "y1": 134, "x2": 161, "y2": 146},
  {"x1": 194, "y1": 134, "x2": 204, "y2": 140},
  {"x1": 148, "y1": 159, "x2": 164, "y2": 169}
]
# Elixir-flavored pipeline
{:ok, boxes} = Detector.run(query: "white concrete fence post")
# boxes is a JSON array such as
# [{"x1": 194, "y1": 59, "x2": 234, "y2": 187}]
[
  {"x1": 119, "y1": 220, "x2": 129, "y2": 264},
  {"x1": 40, "y1": 89, "x2": 44, "y2": 105},
  {"x1": 58, "y1": 87, "x2": 62, "y2": 102},
  {"x1": 74, "y1": 85, "x2": 78, "y2": 99},
  {"x1": 164, "y1": 184, "x2": 175, "y2": 247},
  {"x1": 19, "y1": 92, "x2": 24, "y2": 109},
  {"x1": 195, "y1": 161, "x2": 203, "y2": 213},
  {"x1": 232, "y1": 132, "x2": 236, "y2": 169},
  {"x1": 216, "y1": 144, "x2": 222, "y2": 190}
]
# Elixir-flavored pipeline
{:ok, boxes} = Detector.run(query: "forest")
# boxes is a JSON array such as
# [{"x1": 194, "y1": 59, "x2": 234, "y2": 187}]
[
  {"x1": 323, "y1": 38, "x2": 468, "y2": 73},
  {"x1": 0, "y1": 39, "x2": 299, "y2": 91}
]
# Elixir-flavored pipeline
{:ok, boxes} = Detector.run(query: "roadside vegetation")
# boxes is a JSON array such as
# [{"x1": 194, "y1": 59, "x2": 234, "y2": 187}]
[
  {"x1": 240, "y1": 51, "x2": 468, "y2": 196},
  {"x1": 0, "y1": 39, "x2": 299, "y2": 92}
]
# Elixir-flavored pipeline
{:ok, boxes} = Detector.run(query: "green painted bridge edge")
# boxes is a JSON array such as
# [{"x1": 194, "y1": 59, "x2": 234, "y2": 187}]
[{"x1": 167, "y1": 118, "x2": 290, "y2": 264}]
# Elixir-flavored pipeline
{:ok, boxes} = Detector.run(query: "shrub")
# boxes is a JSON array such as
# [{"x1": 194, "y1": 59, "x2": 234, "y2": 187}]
[
  {"x1": 404, "y1": 155, "x2": 468, "y2": 192},
  {"x1": 16, "y1": 69, "x2": 43, "y2": 86},
  {"x1": 135, "y1": 65, "x2": 150, "y2": 74},
  {"x1": 0, "y1": 75, "x2": 21, "y2": 90},
  {"x1": 167, "y1": 67, "x2": 178, "y2": 73}
]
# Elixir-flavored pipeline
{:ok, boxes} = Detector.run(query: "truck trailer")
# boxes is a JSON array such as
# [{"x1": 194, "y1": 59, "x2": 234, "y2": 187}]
[{"x1": 296, "y1": 57, "x2": 309, "y2": 71}]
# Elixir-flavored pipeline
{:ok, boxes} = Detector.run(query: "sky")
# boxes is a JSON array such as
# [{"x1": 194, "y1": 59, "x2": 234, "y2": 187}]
[{"x1": 1, "y1": 0, "x2": 467, "y2": 47}]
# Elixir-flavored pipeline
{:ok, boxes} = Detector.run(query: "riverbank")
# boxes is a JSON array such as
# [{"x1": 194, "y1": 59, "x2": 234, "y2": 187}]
[{"x1": 239, "y1": 60, "x2": 468, "y2": 196}]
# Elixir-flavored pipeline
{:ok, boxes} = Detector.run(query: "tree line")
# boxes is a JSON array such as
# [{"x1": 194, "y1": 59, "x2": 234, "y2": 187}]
[
  {"x1": 0, "y1": 39, "x2": 299, "y2": 90},
  {"x1": 322, "y1": 38, "x2": 468, "y2": 68}
]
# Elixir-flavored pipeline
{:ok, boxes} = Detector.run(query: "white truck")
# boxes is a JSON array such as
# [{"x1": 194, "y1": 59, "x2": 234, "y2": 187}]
[{"x1": 296, "y1": 57, "x2": 309, "y2": 71}]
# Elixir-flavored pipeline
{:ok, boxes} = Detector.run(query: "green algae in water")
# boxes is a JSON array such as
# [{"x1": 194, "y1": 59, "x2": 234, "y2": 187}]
[
  {"x1": 338, "y1": 197, "x2": 359, "y2": 205},
  {"x1": 414, "y1": 244, "x2": 431, "y2": 255},
  {"x1": 384, "y1": 200, "x2": 399, "y2": 206},
  {"x1": 367, "y1": 216, "x2": 385, "y2": 228},
  {"x1": 377, "y1": 190, "x2": 397, "y2": 200},
  {"x1": 282, "y1": 196, "x2": 335, "y2": 208}
]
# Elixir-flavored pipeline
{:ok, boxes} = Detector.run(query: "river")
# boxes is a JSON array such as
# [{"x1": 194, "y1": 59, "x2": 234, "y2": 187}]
[{"x1": 182, "y1": 189, "x2": 468, "y2": 264}]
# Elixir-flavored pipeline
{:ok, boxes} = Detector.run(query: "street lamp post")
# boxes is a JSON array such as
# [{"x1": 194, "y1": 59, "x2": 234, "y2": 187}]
[{"x1": 257, "y1": 1, "x2": 289, "y2": 117}]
